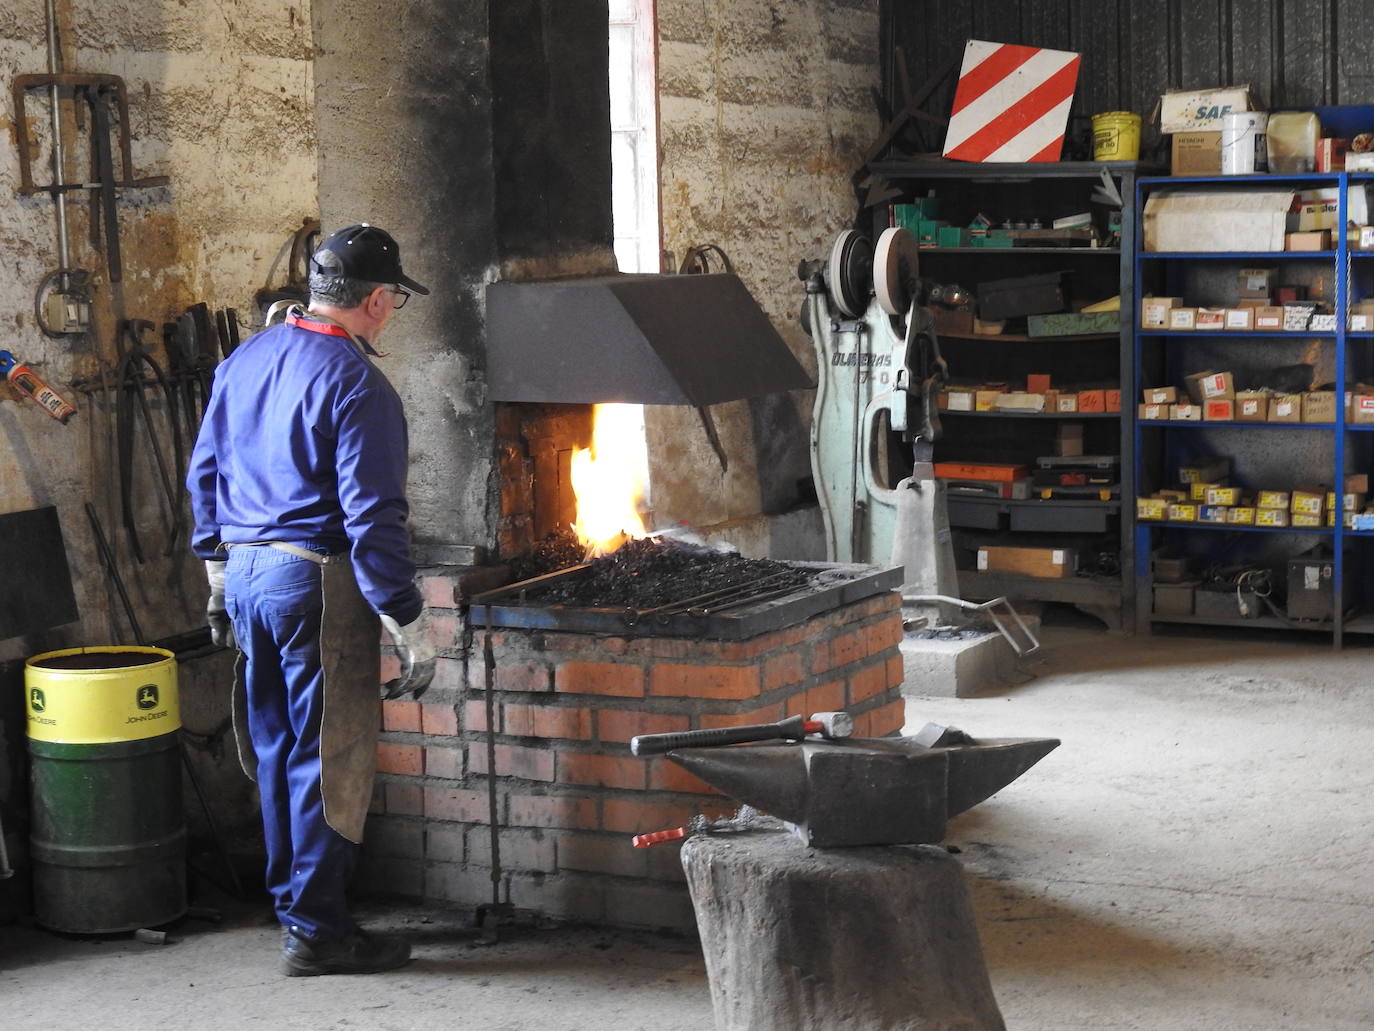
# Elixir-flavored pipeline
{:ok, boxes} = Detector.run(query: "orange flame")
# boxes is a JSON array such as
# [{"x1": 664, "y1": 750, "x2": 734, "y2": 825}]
[{"x1": 571, "y1": 404, "x2": 649, "y2": 556}]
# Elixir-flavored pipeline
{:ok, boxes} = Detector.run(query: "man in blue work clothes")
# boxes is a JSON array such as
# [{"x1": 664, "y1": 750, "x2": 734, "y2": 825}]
[{"x1": 188, "y1": 224, "x2": 436, "y2": 976}]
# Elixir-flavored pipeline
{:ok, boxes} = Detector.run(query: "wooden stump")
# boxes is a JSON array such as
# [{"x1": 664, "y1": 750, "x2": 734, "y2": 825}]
[{"x1": 681, "y1": 828, "x2": 1005, "y2": 1031}]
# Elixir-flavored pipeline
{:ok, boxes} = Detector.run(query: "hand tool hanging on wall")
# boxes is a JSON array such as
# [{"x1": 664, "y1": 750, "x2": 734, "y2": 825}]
[
  {"x1": 215, "y1": 308, "x2": 242, "y2": 358},
  {"x1": 0, "y1": 349, "x2": 78, "y2": 423},
  {"x1": 114, "y1": 319, "x2": 186, "y2": 562},
  {"x1": 677, "y1": 243, "x2": 736, "y2": 472},
  {"x1": 254, "y1": 219, "x2": 321, "y2": 313}
]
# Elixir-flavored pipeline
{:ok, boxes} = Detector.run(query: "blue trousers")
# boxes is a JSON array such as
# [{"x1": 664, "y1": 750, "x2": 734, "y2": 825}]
[{"x1": 225, "y1": 544, "x2": 359, "y2": 941}]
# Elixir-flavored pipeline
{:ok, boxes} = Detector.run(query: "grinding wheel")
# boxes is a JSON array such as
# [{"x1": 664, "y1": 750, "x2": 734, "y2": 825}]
[
  {"x1": 825, "y1": 230, "x2": 873, "y2": 318},
  {"x1": 874, "y1": 227, "x2": 920, "y2": 316}
]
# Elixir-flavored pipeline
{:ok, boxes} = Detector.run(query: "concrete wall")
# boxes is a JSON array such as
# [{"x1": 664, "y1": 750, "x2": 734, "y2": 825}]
[{"x1": 647, "y1": 0, "x2": 879, "y2": 553}]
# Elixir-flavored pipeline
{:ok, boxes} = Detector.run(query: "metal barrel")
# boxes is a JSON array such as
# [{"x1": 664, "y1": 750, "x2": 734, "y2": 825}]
[{"x1": 24, "y1": 646, "x2": 186, "y2": 934}]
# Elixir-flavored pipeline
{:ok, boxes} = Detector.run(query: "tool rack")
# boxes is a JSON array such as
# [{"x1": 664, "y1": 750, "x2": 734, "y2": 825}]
[
  {"x1": 869, "y1": 159, "x2": 1147, "y2": 630},
  {"x1": 1132, "y1": 171, "x2": 1374, "y2": 647}
]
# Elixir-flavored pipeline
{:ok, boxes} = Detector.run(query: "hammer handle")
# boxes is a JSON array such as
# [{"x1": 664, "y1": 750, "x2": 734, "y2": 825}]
[{"x1": 631, "y1": 714, "x2": 806, "y2": 756}]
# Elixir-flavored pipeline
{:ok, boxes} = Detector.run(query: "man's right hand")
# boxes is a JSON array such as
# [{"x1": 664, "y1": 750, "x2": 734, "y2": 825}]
[{"x1": 205, "y1": 560, "x2": 236, "y2": 649}]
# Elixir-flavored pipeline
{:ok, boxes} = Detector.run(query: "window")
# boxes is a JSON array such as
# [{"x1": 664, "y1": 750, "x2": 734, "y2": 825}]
[{"x1": 609, "y1": 0, "x2": 660, "y2": 274}]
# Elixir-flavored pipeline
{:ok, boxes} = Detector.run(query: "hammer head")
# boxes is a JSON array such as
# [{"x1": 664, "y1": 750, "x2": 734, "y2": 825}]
[{"x1": 808, "y1": 711, "x2": 854, "y2": 738}]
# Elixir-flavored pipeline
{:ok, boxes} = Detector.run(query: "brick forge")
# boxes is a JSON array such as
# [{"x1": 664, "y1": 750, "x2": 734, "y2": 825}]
[{"x1": 361, "y1": 576, "x2": 906, "y2": 931}]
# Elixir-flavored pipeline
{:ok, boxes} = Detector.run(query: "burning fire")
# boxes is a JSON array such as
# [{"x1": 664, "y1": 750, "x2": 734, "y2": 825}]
[{"x1": 571, "y1": 404, "x2": 650, "y2": 556}]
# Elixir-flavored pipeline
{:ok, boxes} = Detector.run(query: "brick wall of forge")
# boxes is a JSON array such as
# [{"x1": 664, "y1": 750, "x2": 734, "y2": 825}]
[{"x1": 360, "y1": 571, "x2": 905, "y2": 930}]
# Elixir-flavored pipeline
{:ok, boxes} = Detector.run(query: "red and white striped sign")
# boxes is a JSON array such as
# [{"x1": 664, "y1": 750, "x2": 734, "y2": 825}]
[{"x1": 942, "y1": 40, "x2": 1081, "y2": 163}]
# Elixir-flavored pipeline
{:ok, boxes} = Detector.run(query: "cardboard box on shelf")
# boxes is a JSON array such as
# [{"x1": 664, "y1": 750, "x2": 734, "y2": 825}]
[
  {"x1": 1144, "y1": 189, "x2": 1291, "y2": 251},
  {"x1": 1283, "y1": 304, "x2": 1317, "y2": 331},
  {"x1": 1292, "y1": 512, "x2": 1323, "y2": 528},
  {"x1": 1256, "y1": 508, "x2": 1290, "y2": 527},
  {"x1": 1056, "y1": 394, "x2": 1079, "y2": 413},
  {"x1": 1077, "y1": 389, "x2": 1106, "y2": 413},
  {"x1": 976, "y1": 545, "x2": 1075, "y2": 579},
  {"x1": 1143, "y1": 386, "x2": 1178, "y2": 405},
  {"x1": 1137, "y1": 496, "x2": 1169, "y2": 521},
  {"x1": 1199, "y1": 505, "x2": 1229, "y2": 524},
  {"x1": 1181, "y1": 457, "x2": 1232, "y2": 483},
  {"x1": 1269, "y1": 394, "x2": 1302, "y2": 422},
  {"x1": 1205, "y1": 486, "x2": 1243, "y2": 506},
  {"x1": 1237, "y1": 298, "x2": 1271, "y2": 308},
  {"x1": 1303, "y1": 391, "x2": 1337, "y2": 423},
  {"x1": 1141, "y1": 297, "x2": 1182, "y2": 329},
  {"x1": 1346, "y1": 474, "x2": 1369, "y2": 494},
  {"x1": 1138, "y1": 403, "x2": 1167, "y2": 421},
  {"x1": 1258, "y1": 489, "x2": 1291, "y2": 510},
  {"x1": 946, "y1": 389, "x2": 975, "y2": 412},
  {"x1": 975, "y1": 389, "x2": 1004, "y2": 411},
  {"x1": 1350, "y1": 395, "x2": 1374, "y2": 424},
  {"x1": 1325, "y1": 492, "x2": 1362, "y2": 511},
  {"x1": 1254, "y1": 305, "x2": 1285, "y2": 329},
  {"x1": 1167, "y1": 503, "x2": 1199, "y2": 522},
  {"x1": 1291, "y1": 488, "x2": 1325, "y2": 515},
  {"x1": 1167, "y1": 307, "x2": 1198, "y2": 330},
  {"x1": 1185, "y1": 370, "x2": 1235, "y2": 403},
  {"x1": 1290, "y1": 186, "x2": 1373, "y2": 230},
  {"x1": 1105, "y1": 389, "x2": 1121, "y2": 412},
  {"x1": 934, "y1": 462, "x2": 1027, "y2": 483},
  {"x1": 1311, "y1": 313, "x2": 1338, "y2": 332},
  {"x1": 1204, "y1": 399, "x2": 1235, "y2": 421},
  {"x1": 1227, "y1": 506, "x2": 1256, "y2": 525},
  {"x1": 1159, "y1": 86, "x2": 1257, "y2": 134},
  {"x1": 1195, "y1": 307, "x2": 1226, "y2": 330},
  {"x1": 1170, "y1": 132, "x2": 1222, "y2": 175},
  {"x1": 1056, "y1": 423, "x2": 1084, "y2": 457},
  {"x1": 1316, "y1": 138, "x2": 1349, "y2": 173},
  {"x1": 1190, "y1": 481, "x2": 1224, "y2": 502},
  {"x1": 1171, "y1": 403, "x2": 1202, "y2": 421},
  {"x1": 1274, "y1": 285, "x2": 1308, "y2": 304},
  {"x1": 1351, "y1": 314, "x2": 1374, "y2": 332},
  {"x1": 1286, "y1": 230, "x2": 1332, "y2": 251},
  {"x1": 1225, "y1": 308, "x2": 1255, "y2": 330},
  {"x1": 1026, "y1": 373, "x2": 1052, "y2": 394},
  {"x1": 1238, "y1": 268, "x2": 1275, "y2": 297},
  {"x1": 1159, "y1": 489, "x2": 1189, "y2": 503},
  {"x1": 1236, "y1": 391, "x2": 1270, "y2": 421},
  {"x1": 995, "y1": 392, "x2": 1046, "y2": 413}
]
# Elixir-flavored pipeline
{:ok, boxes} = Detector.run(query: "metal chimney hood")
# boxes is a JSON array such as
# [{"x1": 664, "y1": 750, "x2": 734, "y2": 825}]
[{"x1": 484, "y1": 273, "x2": 814, "y2": 405}]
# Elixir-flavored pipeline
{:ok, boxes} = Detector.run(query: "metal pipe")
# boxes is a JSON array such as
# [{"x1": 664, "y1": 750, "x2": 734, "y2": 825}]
[{"x1": 45, "y1": 0, "x2": 70, "y2": 288}]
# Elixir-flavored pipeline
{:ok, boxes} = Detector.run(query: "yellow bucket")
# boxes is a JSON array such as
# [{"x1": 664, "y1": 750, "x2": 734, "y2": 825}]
[
  {"x1": 1092, "y1": 111, "x2": 1141, "y2": 161},
  {"x1": 24, "y1": 646, "x2": 180, "y2": 745}
]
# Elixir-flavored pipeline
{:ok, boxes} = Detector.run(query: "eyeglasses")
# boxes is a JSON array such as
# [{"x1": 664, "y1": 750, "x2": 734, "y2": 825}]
[{"x1": 390, "y1": 286, "x2": 411, "y2": 310}]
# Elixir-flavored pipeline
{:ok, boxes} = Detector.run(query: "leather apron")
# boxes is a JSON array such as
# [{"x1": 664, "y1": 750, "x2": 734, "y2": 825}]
[{"x1": 231, "y1": 544, "x2": 381, "y2": 844}]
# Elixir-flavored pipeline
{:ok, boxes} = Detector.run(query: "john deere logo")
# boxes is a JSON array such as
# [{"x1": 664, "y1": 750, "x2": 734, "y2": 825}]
[
  {"x1": 30, "y1": 688, "x2": 46, "y2": 713},
  {"x1": 136, "y1": 684, "x2": 159, "y2": 710}
]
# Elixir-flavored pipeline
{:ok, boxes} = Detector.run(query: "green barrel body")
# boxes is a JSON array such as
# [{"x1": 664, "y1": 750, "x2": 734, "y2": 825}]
[{"x1": 25, "y1": 647, "x2": 187, "y2": 934}]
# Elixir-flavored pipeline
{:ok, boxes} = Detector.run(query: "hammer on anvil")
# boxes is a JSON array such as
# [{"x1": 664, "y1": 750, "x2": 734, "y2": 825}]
[{"x1": 630, "y1": 712, "x2": 853, "y2": 757}]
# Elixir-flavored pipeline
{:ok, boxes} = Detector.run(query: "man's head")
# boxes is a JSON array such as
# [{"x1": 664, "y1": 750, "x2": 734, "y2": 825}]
[{"x1": 308, "y1": 224, "x2": 429, "y2": 339}]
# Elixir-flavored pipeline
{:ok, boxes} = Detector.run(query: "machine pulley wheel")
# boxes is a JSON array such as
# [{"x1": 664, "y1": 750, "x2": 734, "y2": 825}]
[
  {"x1": 825, "y1": 230, "x2": 873, "y2": 318},
  {"x1": 874, "y1": 226, "x2": 920, "y2": 316}
]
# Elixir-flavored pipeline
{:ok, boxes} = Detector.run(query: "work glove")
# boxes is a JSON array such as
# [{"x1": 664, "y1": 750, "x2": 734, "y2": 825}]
[
  {"x1": 205, "y1": 560, "x2": 236, "y2": 650},
  {"x1": 379, "y1": 610, "x2": 436, "y2": 700}
]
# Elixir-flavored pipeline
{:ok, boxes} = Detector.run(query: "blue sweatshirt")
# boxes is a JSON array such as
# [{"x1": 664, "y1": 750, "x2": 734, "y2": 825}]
[{"x1": 186, "y1": 315, "x2": 423, "y2": 624}]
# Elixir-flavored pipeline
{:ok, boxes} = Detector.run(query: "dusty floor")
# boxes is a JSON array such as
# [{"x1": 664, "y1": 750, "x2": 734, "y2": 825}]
[{"x1": 3, "y1": 623, "x2": 1373, "y2": 1030}]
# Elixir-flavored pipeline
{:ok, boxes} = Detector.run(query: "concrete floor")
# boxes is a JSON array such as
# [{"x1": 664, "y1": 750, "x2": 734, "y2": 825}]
[{"x1": 3, "y1": 623, "x2": 1373, "y2": 1030}]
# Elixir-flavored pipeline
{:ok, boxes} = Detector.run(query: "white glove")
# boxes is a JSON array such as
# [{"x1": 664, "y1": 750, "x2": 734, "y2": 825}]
[
  {"x1": 205, "y1": 560, "x2": 236, "y2": 649},
  {"x1": 380, "y1": 610, "x2": 436, "y2": 700}
]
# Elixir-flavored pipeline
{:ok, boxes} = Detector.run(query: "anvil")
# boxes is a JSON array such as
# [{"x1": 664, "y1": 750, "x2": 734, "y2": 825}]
[{"x1": 666, "y1": 723, "x2": 1058, "y2": 848}]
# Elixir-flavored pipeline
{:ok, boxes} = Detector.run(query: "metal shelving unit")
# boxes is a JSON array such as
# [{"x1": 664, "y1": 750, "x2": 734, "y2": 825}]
[
  {"x1": 871, "y1": 159, "x2": 1147, "y2": 630},
  {"x1": 1133, "y1": 171, "x2": 1370, "y2": 647}
]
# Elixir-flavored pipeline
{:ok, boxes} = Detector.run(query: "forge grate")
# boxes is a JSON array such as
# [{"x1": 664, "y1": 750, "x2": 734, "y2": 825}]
[{"x1": 471, "y1": 545, "x2": 902, "y2": 640}]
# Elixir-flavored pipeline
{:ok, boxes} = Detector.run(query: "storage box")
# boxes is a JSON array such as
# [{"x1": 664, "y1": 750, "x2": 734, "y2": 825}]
[
  {"x1": 1235, "y1": 391, "x2": 1269, "y2": 421},
  {"x1": 1137, "y1": 496, "x2": 1170, "y2": 521},
  {"x1": 1283, "y1": 304, "x2": 1317, "y2": 330},
  {"x1": 1346, "y1": 474, "x2": 1369, "y2": 493},
  {"x1": 976, "y1": 273, "x2": 1066, "y2": 322},
  {"x1": 1143, "y1": 385, "x2": 1178, "y2": 405},
  {"x1": 1026, "y1": 373, "x2": 1052, "y2": 394},
  {"x1": 1311, "y1": 313, "x2": 1338, "y2": 332},
  {"x1": 1316, "y1": 138, "x2": 1348, "y2": 173},
  {"x1": 1167, "y1": 503, "x2": 1198, "y2": 522},
  {"x1": 1290, "y1": 186, "x2": 1373, "y2": 230},
  {"x1": 1138, "y1": 403, "x2": 1167, "y2": 421},
  {"x1": 1204, "y1": 399, "x2": 1235, "y2": 421},
  {"x1": 937, "y1": 226, "x2": 971, "y2": 247},
  {"x1": 1185, "y1": 370, "x2": 1235, "y2": 403},
  {"x1": 1205, "y1": 486, "x2": 1243, "y2": 506},
  {"x1": 1303, "y1": 391, "x2": 1337, "y2": 423},
  {"x1": 1153, "y1": 582, "x2": 1196, "y2": 616},
  {"x1": 1159, "y1": 85, "x2": 1257, "y2": 134},
  {"x1": 1190, "y1": 482, "x2": 1223, "y2": 502},
  {"x1": 1269, "y1": 393, "x2": 1302, "y2": 422},
  {"x1": 1141, "y1": 297, "x2": 1182, "y2": 329},
  {"x1": 1291, "y1": 488, "x2": 1325, "y2": 515},
  {"x1": 935, "y1": 462, "x2": 1027, "y2": 483},
  {"x1": 1170, "y1": 403, "x2": 1202, "y2": 421},
  {"x1": 1170, "y1": 132, "x2": 1222, "y2": 175},
  {"x1": 1026, "y1": 311, "x2": 1120, "y2": 337},
  {"x1": 1195, "y1": 307, "x2": 1226, "y2": 331},
  {"x1": 1167, "y1": 307, "x2": 1198, "y2": 331},
  {"x1": 995, "y1": 392, "x2": 1047, "y2": 413},
  {"x1": 1180, "y1": 457, "x2": 1231, "y2": 483},
  {"x1": 1254, "y1": 305, "x2": 1285, "y2": 329},
  {"x1": 1105, "y1": 389, "x2": 1121, "y2": 412},
  {"x1": 1257, "y1": 489, "x2": 1291, "y2": 510},
  {"x1": 1056, "y1": 394, "x2": 1079, "y2": 413},
  {"x1": 1256, "y1": 508, "x2": 1290, "y2": 527},
  {"x1": 946, "y1": 389, "x2": 975, "y2": 412},
  {"x1": 1144, "y1": 190, "x2": 1293, "y2": 252},
  {"x1": 1292, "y1": 512, "x2": 1323, "y2": 528},
  {"x1": 1077, "y1": 389, "x2": 1106, "y2": 413},
  {"x1": 1350, "y1": 395, "x2": 1374, "y2": 424},
  {"x1": 974, "y1": 389, "x2": 1003, "y2": 411},
  {"x1": 1286, "y1": 230, "x2": 1332, "y2": 251},
  {"x1": 1237, "y1": 268, "x2": 1275, "y2": 298},
  {"x1": 1227, "y1": 506, "x2": 1256, "y2": 525},
  {"x1": 1224, "y1": 308, "x2": 1255, "y2": 330},
  {"x1": 1056, "y1": 423, "x2": 1084, "y2": 457},
  {"x1": 976, "y1": 545, "x2": 1074, "y2": 579}
]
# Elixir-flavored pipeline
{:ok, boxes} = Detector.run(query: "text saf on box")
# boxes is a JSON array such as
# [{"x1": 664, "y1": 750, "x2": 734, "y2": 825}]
[
  {"x1": 1159, "y1": 85, "x2": 1256, "y2": 134},
  {"x1": 977, "y1": 546, "x2": 1075, "y2": 579},
  {"x1": 1144, "y1": 191, "x2": 1293, "y2": 252}
]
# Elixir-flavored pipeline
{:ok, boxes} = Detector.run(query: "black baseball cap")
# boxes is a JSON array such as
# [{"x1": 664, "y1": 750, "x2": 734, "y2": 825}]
[{"x1": 310, "y1": 223, "x2": 430, "y2": 295}]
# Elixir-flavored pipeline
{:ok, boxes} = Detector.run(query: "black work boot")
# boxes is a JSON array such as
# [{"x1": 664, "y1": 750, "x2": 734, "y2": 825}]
[{"x1": 280, "y1": 927, "x2": 412, "y2": 976}]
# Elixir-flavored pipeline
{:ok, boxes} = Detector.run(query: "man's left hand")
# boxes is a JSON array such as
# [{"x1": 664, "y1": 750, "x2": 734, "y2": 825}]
[{"x1": 380, "y1": 610, "x2": 436, "y2": 700}]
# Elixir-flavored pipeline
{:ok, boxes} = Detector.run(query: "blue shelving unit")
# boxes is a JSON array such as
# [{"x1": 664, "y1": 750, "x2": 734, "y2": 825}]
[{"x1": 1133, "y1": 172, "x2": 1370, "y2": 646}]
